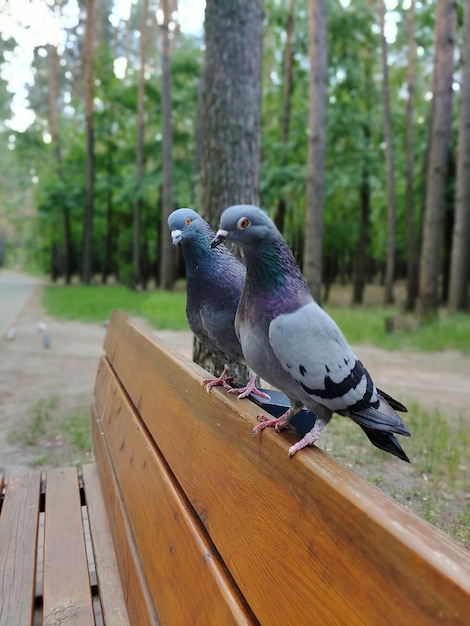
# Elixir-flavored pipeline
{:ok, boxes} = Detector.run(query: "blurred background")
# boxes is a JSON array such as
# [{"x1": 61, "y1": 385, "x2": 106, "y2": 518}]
[{"x1": 0, "y1": 0, "x2": 467, "y2": 322}]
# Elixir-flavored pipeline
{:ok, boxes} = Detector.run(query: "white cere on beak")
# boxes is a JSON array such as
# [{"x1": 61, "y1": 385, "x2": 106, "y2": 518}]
[{"x1": 171, "y1": 229, "x2": 182, "y2": 244}]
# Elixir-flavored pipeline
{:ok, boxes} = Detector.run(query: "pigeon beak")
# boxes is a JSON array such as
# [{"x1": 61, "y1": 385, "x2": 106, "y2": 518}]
[
  {"x1": 171, "y1": 229, "x2": 182, "y2": 245},
  {"x1": 211, "y1": 229, "x2": 228, "y2": 248}
]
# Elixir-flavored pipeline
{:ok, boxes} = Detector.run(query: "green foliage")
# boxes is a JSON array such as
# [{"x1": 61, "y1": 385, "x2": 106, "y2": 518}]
[
  {"x1": 0, "y1": 0, "x2": 462, "y2": 313},
  {"x1": 4, "y1": 25, "x2": 202, "y2": 279}
]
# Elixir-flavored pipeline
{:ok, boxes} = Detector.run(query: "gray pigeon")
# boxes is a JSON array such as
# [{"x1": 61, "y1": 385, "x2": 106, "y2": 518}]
[
  {"x1": 211, "y1": 205, "x2": 411, "y2": 461},
  {"x1": 168, "y1": 208, "x2": 269, "y2": 399}
]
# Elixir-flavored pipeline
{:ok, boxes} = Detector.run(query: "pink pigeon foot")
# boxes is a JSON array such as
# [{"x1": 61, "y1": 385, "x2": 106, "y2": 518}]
[
  {"x1": 288, "y1": 431, "x2": 320, "y2": 457},
  {"x1": 202, "y1": 367, "x2": 235, "y2": 393},
  {"x1": 252, "y1": 409, "x2": 297, "y2": 436},
  {"x1": 228, "y1": 373, "x2": 271, "y2": 400},
  {"x1": 287, "y1": 417, "x2": 330, "y2": 457}
]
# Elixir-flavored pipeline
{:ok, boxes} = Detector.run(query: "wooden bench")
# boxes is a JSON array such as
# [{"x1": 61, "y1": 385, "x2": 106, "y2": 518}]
[{"x1": 2, "y1": 309, "x2": 470, "y2": 625}]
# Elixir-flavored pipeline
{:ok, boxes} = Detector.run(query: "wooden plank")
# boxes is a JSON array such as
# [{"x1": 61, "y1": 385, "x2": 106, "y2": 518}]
[
  {"x1": 104, "y1": 310, "x2": 470, "y2": 625},
  {"x1": 94, "y1": 357, "x2": 255, "y2": 625},
  {"x1": 43, "y1": 467, "x2": 95, "y2": 626},
  {"x1": 0, "y1": 471, "x2": 41, "y2": 626},
  {"x1": 90, "y1": 408, "x2": 159, "y2": 626},
  {"x1": 81, "y1": 464, "x2": 130, "y2": 626}
]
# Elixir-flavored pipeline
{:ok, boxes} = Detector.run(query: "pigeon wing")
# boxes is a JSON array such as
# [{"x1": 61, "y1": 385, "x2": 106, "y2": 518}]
[
  {"x1": 269, "y1": 302, "x2": 376, "y2": 413},
  {"x1": 198, "y1": 301, "x2": 244, "y2": 363},
  {"x1": 269, "y1": 302, "x2": 410, "y2": 437}
]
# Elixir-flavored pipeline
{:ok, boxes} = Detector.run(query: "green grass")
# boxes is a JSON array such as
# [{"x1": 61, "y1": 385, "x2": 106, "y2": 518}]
[
  {"x1": 31, "y1": 455, "x2": 51, "y2": 467},
  {"x1": 9, "y1": 397, "x2": 93, "y2": 466},
  {"x1": 321, "y1": 402, "x2": 470, "y2": 546},
  {"x1": 9, "y1": 397, "x2": 58, "y2": 446},
  {"x1": 325, "y1": 305, "x2": 470, "y2": 354},
  {"x1": 326, "y1": 403, "x2": 470, "y2": 491},
  {"x1": 41, "y1": 285, "x2": 189, "y2": 330},
  {"x1": 59, "y1": 411, "x2": 93, "y2": 452},
  {"x1": 41, "y1": 284, "x2": 470, "y2": 353}
]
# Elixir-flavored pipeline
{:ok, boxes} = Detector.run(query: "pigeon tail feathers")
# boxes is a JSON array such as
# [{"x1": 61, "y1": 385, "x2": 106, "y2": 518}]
[{"x1": 359, "y1": 427, "x2": 410, "y2": 462}]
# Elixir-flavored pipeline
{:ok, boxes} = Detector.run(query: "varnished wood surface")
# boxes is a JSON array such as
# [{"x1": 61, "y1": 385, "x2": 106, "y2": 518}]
[
  {"x1": 0, "y1": 471, "x2": 40, "y2": 626},
  {"x1": 81, "y1": 463, "x2": 130, "y2": 625},
  {"x1": 0, "y1": 465, "x2": 130, "y2": 626},
  {"x1": 43, "y1": 467, "x2": 95, "y2": 625},
  {"x1": 94, "y1": 357, "x2": 256, "y2": 625},
  {"x1": 91, "y1": 406, "x2": 161, "y2": 626},
  {"x1": 102, "y1": 310, "x2": 470, "y2": 625}
]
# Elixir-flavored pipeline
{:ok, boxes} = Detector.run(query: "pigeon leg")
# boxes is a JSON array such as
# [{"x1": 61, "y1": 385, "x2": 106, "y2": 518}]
[
  {"x1": 228, "y1": 372, "x2": 271, "y2": 400},
  {"x1": 252, "y1": 400, "x2": 304, "y2": 436},
  {"x1": 288, "y1": 417, "x2": 330, "y2": 457},
  {"x1": 202, "y1": 366, "x2": 235, "y2": 393}
]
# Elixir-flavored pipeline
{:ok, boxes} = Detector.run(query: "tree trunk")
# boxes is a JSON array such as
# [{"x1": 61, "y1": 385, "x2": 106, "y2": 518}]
[
  {"x1": 47, "y1": 31, "x2": 73, "y2": 285},
  {"x1": 379, "y1": 0, "x2": 397, "y2": 305},
  {"x1": 82, "y1": 0, "x2": 95, "y2": 285},
  {"x1": 303, "y1": 0, "x2": 328, "y2": 304},
  {"x1": 196, "y1": 0, "x2": 263, "y2": 380},
  {"x1": 352, "y1": 1, "x2": 374, "y2": 306},
  {"x1": 199, "y1": 0, "x2": 263, "y2": 227},
  {"x1": 448, "y1": 0, "x2": 470, "y2": 312},
  {"x1": 441, "y1": 160, "x2": 455, "y2": 304},
  {"x1": 274, "y1": 0, "x2": 296, "y2": 234},
  {"x1": 191, "y1": 55, "x2": 205, "y2": 206},
  {"x1": 132, "y1": 0, "x2": 148, "y2": 290},
  {"x1": 159, "y1": 0, "x2": 175, "y2": 289},
  {"x1": 352, "y1": 142, "x2": 371, "y2": 305},
  {"x1": 405, "y1": 0, "x2": 418, "y2": 312},
  {"x1": 418, "y1": 0, "x2": 456, "y2": 321},
  {"x1": 101, "y1": 115, "x2": 115, "y2": 285}
]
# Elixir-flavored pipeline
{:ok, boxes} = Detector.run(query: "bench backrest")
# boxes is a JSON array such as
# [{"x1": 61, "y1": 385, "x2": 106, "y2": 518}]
[{"x1": 93, "y1": 310, "x2": 470, "y2": 624}]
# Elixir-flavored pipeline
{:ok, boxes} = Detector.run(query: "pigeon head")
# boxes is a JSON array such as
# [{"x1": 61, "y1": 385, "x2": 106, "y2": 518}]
[
  {"x1": 212, "y1": 204, "x2": 310, "y2": 310},
  {"x1": 211, "y1": 205, "x2": 277, "y2": 250},
  {"x1": 168, "y1": 208, "x2": 205, "y2": 245}
]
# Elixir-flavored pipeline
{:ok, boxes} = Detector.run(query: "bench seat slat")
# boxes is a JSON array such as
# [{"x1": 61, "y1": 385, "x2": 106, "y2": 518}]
[
  {"x1": 104, "y1": 310, "x2": 470, "y2": 626},
  {"x1": 94, "y1": 357, "x2": 255, "y2": 625},
  {"x1": 0, "y1": 471, "x2": 41, "y2": 626},
  {"x1": 43, "y1": 467, "x2": 95, "y2": 626},
  {"x1": 81, "y1": 463, "x2": 130, "y2": 626},
  {"x1": 90, "y1": 407, "x2": 160, "y2": 626}
]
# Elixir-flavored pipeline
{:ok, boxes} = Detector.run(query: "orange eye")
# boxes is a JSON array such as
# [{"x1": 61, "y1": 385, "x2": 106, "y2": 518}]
[
  {"x1": 237, "y1": 217, "x2": 250, "y2": 230},
  {"x1": 185, "y1": 217, "x2": 191, "y2": 226}
]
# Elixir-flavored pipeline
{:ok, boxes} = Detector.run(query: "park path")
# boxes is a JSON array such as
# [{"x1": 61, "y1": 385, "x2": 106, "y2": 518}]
[
  {"x1": 0, "y1": 271, "x2": 469, "y2": 475},
  {"x1": 0, "y1": 270, "x2": 43, "y2": 338},
  {"x1": 0, "y1": 272, "x2": 105, "y2": 473}
]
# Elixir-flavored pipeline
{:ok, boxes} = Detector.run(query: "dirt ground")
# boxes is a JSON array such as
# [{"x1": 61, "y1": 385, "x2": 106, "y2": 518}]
[{"x1": 1, "y1": 279, "x2": 469, "y2": 545}]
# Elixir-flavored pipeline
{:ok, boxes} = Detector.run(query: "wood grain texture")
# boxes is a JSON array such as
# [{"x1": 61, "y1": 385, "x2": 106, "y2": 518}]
[
  {"x1": 91, "y1": 406, "x2": 160, "y2": 626},
  {"x1": 0, "y1": 471, "x2": 41, "y2": 626},
  {"x1": 103, "y1": 310, "x2": 470, "y2": 625},
  {"x1": 94, "y1": 357, "x2": 255, "y2": 625},
  {"x1": 43, "y1": 467, "x2": 95, "y2": 626},
  {"x1": 81, "y1": 463, "x2": 130, "y2": 626}
]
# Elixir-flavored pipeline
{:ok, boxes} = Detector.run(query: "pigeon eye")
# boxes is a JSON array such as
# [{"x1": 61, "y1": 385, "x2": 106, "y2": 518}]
[
  {"x1": 185, "y1": 217, "x2": 191, "y2": 226},
  {"x1": 237, "y1": 217, "x2": 250, "y2": 230}
]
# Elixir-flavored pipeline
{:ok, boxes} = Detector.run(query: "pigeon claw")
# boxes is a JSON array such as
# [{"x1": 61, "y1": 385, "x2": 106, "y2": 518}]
[
  {"x1": 227, "y1": 372, "x2": 271, "y2": 400},
  {"x1": 202, "y1": 367, "x2": 235, "y2": 393},
  {"x1": 252, "y1": 411, "x2": 296, "y2": 437},
  {"x1": 288, "y1": 430, "x2": 320, "y2": 458},
  {"x1": 228, "y1": 385, "x2": 271, "y2": 401}
]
